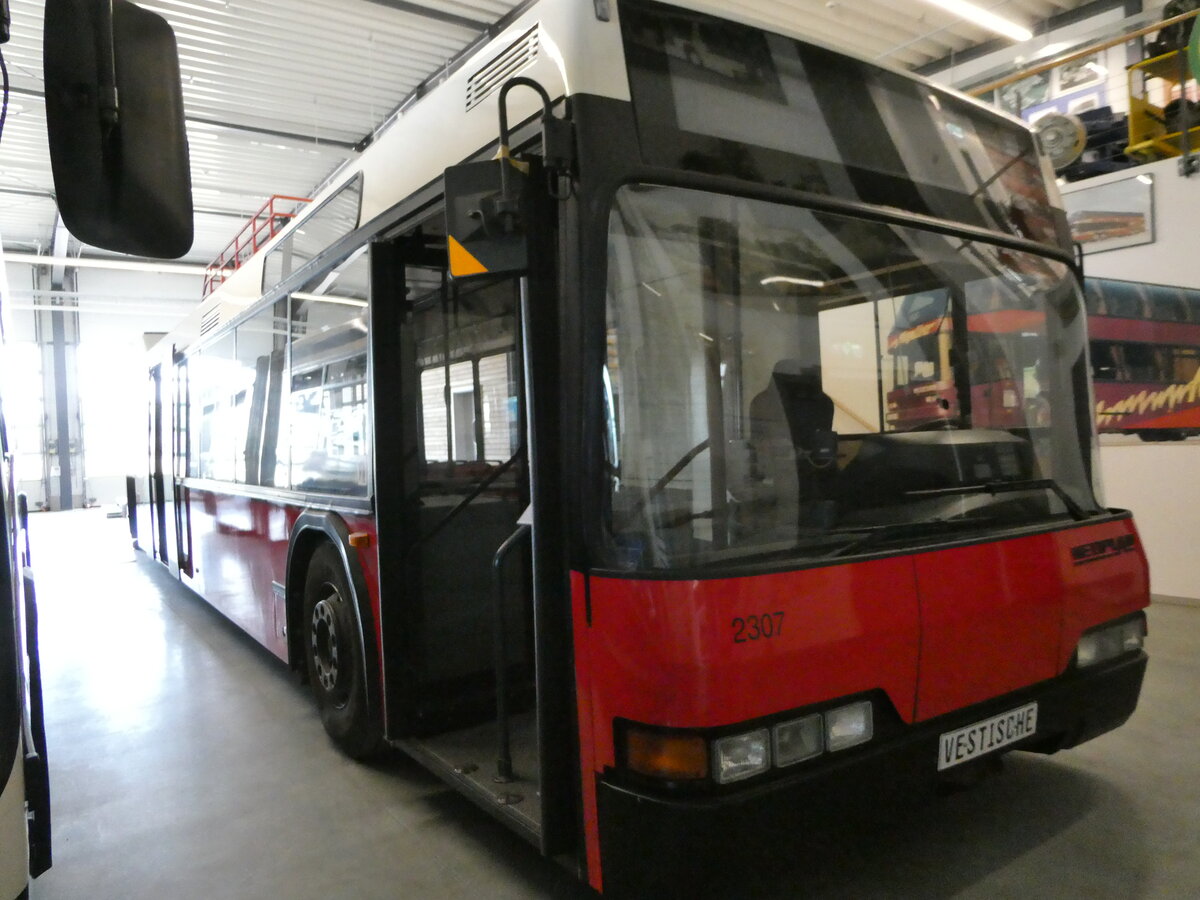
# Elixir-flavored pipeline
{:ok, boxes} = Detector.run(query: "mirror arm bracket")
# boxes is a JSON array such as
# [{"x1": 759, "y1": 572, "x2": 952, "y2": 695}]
[
  {"x1": 95, "y1": 0, "x2": 119, "y2": 131},
  {"x1": 496, "y1": 76, "x2": 574, "y2": 204}
]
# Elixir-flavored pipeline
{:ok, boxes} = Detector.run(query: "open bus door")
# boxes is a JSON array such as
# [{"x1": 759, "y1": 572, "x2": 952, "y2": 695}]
[
  {"x1": 354, "y1": 75, "x2": 576, "y2": 862},
  {"x1": 370, "y1": 216, "x2": 546, "y2": 836}
]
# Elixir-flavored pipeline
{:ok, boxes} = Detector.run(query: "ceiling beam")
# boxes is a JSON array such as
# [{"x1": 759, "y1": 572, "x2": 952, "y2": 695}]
[
  {"x1": 186, "y1": 116, "x2": 360, "y2": 151},
  {"x1": 916, "y1": 0, "x2": 1130, "y2": 75},
  {"x1": 357, "y1": 0, "x2": 490, "y2": 32},
  {"x1": 6, "y1": 86, "x2": 358, "y2": 150},
  {"x1": 3, "y1": 253, "x2": 207, "y2": 275},
  {"x1": 350, "y1": 0, "x2": 539, "y2": 151},
  {"x1": 0, "y1": 188, "x2": 56, "y2": 200}
]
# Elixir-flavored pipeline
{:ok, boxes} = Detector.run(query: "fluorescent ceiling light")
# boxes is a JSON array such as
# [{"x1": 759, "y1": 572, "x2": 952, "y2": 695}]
[
  {"x1": 761, "y1": 276, "x2": 826, "y2": 288},
  {"x1": 919, "y1": 0, "x2": 1032, "y2": 42}
]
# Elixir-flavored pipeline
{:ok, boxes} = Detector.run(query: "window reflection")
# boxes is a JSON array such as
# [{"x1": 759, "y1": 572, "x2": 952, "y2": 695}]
[
  {"x1": 287, "y1": 246, "x2": 371, "y2": 496},
  {"x1": 602, "y1": 185, "x2": 1097, "y2": 570}
]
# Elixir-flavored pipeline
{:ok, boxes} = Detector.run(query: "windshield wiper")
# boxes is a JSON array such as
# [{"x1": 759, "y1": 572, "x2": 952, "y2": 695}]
[
  {"x1": 824, "y1": 518, "x2": 993, "y2": 559},
  {"x1": 826, "y1": 478, "x2": 1092, "y2": 560},
  {"x1": 905, "y1": 477, "x2": 1092, "y2": 520}
]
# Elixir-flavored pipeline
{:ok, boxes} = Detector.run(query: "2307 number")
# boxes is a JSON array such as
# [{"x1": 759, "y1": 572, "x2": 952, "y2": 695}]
[{"x1": 731, "y1": 612, "x2": 784, "y2": 643}]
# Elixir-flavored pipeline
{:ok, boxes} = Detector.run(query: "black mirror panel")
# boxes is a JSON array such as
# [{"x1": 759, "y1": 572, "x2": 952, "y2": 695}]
[{"x1": 43, "y1": 0, "x2": 193, "y2": 258}]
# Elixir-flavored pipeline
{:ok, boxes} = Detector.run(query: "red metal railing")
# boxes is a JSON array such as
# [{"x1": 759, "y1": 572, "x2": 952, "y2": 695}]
[{"x1": 203, "y1": 194, "x2": 311, "y2": 297}]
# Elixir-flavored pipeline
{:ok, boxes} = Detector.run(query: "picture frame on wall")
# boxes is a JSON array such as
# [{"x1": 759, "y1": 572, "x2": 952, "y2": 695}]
[
  {"x1": 998, "y1": 71, "x2": 1051, "y2": 115},
  {"x1": 1062, "y1": 174, "x2": 1155, "y2": 254},
  {"x1": 1054, "y1": 53, "x2": 1106, "y2": 96}
]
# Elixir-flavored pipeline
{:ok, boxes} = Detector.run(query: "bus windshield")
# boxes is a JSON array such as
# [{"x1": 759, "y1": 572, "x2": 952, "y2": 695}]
[
  {"x1": 600, "y1": 184, "x2": 1100, "y2": 571},
  {"x1": 620, "y1": 0, "x2": 1065, "y2": 251}
]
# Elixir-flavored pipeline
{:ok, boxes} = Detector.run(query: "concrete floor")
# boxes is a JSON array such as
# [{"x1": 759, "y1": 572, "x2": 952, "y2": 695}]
[{"x1": 25, "y1": 509, "x2": 1200, "y2": 899}]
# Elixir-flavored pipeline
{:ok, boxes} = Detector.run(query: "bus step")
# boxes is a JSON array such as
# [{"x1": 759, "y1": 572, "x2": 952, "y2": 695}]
[{"x1": 397, "y1": 710, "x2": 542, "y2": 843}]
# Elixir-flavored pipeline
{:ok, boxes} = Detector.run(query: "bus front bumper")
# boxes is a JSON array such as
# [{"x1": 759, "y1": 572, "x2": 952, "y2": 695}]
[{"x1": 595, "y1": 651, "x2": 1146, "y2": 896}]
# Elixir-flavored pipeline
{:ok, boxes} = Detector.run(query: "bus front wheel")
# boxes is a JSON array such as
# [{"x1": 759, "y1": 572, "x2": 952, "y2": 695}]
[{"x1": 302, "y1": 543, "x2": 381, "y2": 759}]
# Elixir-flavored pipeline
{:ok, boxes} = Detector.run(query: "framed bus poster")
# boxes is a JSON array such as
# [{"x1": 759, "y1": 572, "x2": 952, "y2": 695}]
[{"x1": 1062, "y1": 174, "x2": 1155, "y2": 253}]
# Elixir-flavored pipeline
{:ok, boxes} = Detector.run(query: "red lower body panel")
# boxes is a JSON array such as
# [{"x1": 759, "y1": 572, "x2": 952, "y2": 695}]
[
  {"x1": 912, "y1": 518, "x2": 1147, "y2": 719},
  {"x1": 572, "y1": 516, "x2": 1148, "y2": 892},
  {"x1": 181, "y1": 488, "x2": 380, "y2": 665}
]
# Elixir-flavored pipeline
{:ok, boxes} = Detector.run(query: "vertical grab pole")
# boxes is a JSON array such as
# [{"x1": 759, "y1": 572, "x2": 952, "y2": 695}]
[{"x1": 492, "y1": 522, "x2": 531, "y2": 783}]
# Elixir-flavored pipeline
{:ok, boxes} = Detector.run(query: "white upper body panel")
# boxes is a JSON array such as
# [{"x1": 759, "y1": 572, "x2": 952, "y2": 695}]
[{"x1": 165, "y1": 0, "x2": 1047, "y2": 353}]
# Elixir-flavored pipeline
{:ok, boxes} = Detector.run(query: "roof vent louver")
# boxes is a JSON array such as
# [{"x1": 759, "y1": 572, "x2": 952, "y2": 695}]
[
  {"x1": 200, "y1": 307, "x2": 222, "y2": 337},
  {"x1": 465, "y1": 25, "x2": 540, "y2": 112}
]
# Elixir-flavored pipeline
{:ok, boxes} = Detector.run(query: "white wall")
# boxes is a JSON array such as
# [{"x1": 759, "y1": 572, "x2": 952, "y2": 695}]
[{"x1": 1101, "y1": 439, "x2": 1200, "y2": 605}]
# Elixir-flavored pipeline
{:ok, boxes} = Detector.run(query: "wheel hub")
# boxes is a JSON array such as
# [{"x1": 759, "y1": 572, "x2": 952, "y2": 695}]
[{"x1": 311, "y1": 594, "x2": 339, "y2": 692}]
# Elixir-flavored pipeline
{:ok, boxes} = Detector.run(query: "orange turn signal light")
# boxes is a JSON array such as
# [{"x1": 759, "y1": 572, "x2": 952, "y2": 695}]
[
  {"x1": 625, "y1": 728, "x2": 708, "y2": 781},
  {"x1": 348, "y1": 532, "x2": 372, "y2": 549}
]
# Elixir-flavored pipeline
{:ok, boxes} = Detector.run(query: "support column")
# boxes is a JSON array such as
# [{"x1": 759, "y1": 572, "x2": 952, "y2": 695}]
[{"x1": 33, "y1": 220, "x2": 86, "y2": 511}]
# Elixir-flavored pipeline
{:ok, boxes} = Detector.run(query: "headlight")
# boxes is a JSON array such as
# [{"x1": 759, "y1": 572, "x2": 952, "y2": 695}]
[
  {"x1": 825, "y1": 701, "x2": 873, "y2": 752},
  {"x1": 712, "y1": 729, "x2": 770, "y2": 784},
  {"x1": 772, "y1": 714, "x2": 824, "y2": 767},
  {"x1": 621, "y1": 697, "x2": 877, "y2": 789},
  {"x1": 1076, "y1": 615, "x2": 1146, "y2": 668}
]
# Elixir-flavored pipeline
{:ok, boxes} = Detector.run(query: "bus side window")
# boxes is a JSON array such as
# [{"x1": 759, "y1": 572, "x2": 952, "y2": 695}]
[
  {"x1": 1122, "y1": 343, "x2": 1156, "y2": 383},
  {"x1": 186, "y1": 349, "x2": 202, "y2": 477},
  {"x1": 287, "y1": 247, "x2": 371, "y2": 496},
  {"x1": 1186, "y1": 289, "x2": 1200, "y2": 325},
  {"x1": 1107, "y1": 282, "x2": 1140, "y2": 319},
  {"x1": 1134, "y1": 283, "x2": 1152, "y2": 319},
  {"x1": 193, "y1": 333, "x2": 237, "y2": 481},
  {"x1": 414, "y1": 277, "x2": 522, "y2": 485},
  {"x1": 1091, "y1": 342, "x2": 1119, "y2": 382},
  {"x1": 234, "y1": 301, "x2": 287, "y2": 486},
  {"x1": 1155, "y1": 288, "x2": 1188, "y2": 323},
  {"x1": 1174, "y1": 348, "x2": 1200, "y2": 383}
]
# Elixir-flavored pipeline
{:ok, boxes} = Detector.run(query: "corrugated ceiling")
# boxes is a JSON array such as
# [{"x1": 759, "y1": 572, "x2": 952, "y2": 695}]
[{"x1": 1, "y1": 0, "x2": 1110, "y2": 269}]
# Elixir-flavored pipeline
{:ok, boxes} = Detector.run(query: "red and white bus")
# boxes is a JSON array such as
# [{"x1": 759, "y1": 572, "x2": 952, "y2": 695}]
[
  {"x1": 1087, "y1": 276, "x2": 1200, "y2": 438},
  {"x1": 130, "y1": 0, "x2": 1150, "y2": 894}
]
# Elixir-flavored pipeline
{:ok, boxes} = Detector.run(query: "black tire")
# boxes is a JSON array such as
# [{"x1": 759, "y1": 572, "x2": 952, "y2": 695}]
[{"x1": 302, "y1": 543, "x2": 381, "y2": 759}]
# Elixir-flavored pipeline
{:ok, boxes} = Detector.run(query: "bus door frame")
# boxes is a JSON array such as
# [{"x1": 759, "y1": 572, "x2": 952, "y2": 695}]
[
  {"x1": 147, "y1": 363, "x2": 170, "y2": 566},
  {"x1": 371, "y1": 158, "x2": 578, "y2": 859},
  {"x1": 172, "y1": 349, "x2": 193, "y2": 578},
  {"x1": 513, "y1": 167, "x2": 578, "y2": 857}
]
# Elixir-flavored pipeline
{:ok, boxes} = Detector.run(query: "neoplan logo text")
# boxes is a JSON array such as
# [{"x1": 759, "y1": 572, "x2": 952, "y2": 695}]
[{"x1": 1070, "y1": 534, "x2": 1137, "y2": 566}]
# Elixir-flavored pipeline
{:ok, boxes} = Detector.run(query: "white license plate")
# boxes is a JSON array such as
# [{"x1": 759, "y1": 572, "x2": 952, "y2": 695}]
[{"x1": 937, "y1": 703, "x2": 1038, "y2": 771}]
